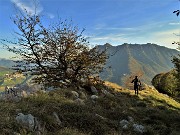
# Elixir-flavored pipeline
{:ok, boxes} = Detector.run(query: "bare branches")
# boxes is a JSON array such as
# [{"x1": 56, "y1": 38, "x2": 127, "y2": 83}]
[{"x1": 5, "y1": 11, "x2": 107, "y2": 88}]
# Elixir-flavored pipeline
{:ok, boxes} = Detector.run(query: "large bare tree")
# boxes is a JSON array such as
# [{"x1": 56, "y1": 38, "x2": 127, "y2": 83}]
[{"x1": 5, "y1": 11, "x2": 107, "y2": 88}]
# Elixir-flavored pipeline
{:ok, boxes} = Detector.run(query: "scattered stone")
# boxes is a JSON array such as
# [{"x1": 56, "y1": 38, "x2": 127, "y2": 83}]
[
  {"x1": 91, "y1": 95, "x2": 99, "y2": 100},
  {"x1": 74, "y1": 98, "x2": 85, "y2": 105},
  {"x1": 71, "y1": 91, "x2": 79, "y2": 99},
  {"x1": 102, "y1": 89, "x2": 114, "y2": 97},
  {"x1": 102, "y1": 89, "x2": 110, "y2": 95},
  {"x1": 122, "y1": 124, "x2": 128, "y2": 129},
  {"x1": 120, "y1": 120, "x2": 129, "y2": 129},
  {"x1": 90, "y1": 86, "x2": 98, "y2": 94},
  {"x1": 16, "y1": 113, "x2": 35, "y2": 131},
  {"x1": 133, "y1": 124, "x2": 145, "y2": 133}
]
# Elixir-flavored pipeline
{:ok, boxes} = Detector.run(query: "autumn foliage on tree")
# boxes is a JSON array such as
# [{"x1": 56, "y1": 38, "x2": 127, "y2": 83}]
[{"x1": 5, "y1": 12, "x2": 107, "y2": 88}]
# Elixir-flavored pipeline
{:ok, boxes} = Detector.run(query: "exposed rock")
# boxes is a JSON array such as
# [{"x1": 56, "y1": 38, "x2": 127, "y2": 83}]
[
  {"x1": 133, "y1": 124, "x2": 145, "y2": 133},
  {"x1": 90, "y1": 86, "x2": 98, "y2": 94},
  {"x1": 122, "y1": 124, "x2": 128, "y2": 130},
  {"x1": 71, "y1": 91, "x2": 79, "y2": 99},
  {"x1": 16, "y1": 113, "x2": 35, "y2": 131},
  {"x1": 102, "y1": 89, "x2": 114, "y2": 97},
  {"x1": 119, "y1": 117, "x2": 145, "y2": 133},
  {"x1": 74, "y1": 98, "x2": 85, "y2": 105},
  {"x1": 91, "y1": 95, "x2": 99, "y2": 100},
  {"x1": 102, "y1": 89, "x2": 110, "y2": 95},
  {"x1": 120, "y1": 120, "x2": 129, "y2": 129}
]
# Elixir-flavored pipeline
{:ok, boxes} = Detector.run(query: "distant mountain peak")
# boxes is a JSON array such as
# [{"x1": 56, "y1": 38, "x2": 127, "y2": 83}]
[
  {"x1": 104, "y1": 43, "x2": 112, "y2": 47},
  {"x1": 100, "y1": 43, "x2": 179, "y2": 86}
]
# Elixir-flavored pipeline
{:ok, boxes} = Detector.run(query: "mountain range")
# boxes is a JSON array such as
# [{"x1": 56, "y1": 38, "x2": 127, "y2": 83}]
[
  {"x1": 99, "y1": 43, "x2": 179, "y2": 86},
  {"x1": 0, "y1": 43, "x2": 179, "y2": 86},
  {"x1": 0, "y1": 58, "x2": 15, "y2": 68}
]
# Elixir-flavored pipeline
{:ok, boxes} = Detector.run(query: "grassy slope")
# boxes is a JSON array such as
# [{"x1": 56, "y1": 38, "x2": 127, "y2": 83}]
[
  {"x1": 0, "y1": 66, "x2": 26, "y2": 91},
  {"x1": 0, "y1": 66, "x2": 12, "y2": 76},
  {"x1": 0, "y1": 82, "x2": 180, "y2": 135},
  {"x1": 0, "y1": 66, "x2": 12, "y2": 91}
]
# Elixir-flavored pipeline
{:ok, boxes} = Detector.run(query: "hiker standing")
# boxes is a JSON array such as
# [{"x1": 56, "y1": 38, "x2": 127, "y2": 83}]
[{"x1": 131, "y1": 76, "x2": 141, "y2": 95}]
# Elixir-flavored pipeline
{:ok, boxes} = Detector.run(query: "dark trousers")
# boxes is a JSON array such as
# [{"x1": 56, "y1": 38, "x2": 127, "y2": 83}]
[{"x1": 134, "y1": 85, "x2": 139, "y2": 95}]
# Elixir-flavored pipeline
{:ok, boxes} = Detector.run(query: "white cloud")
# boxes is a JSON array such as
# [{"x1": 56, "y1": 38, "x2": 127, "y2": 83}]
[
  {"x1": 11, "y1": 0, "x2": 55, "y2": 19},
  {"x1": 95, "y1": 27, "x2": 138, "y2": 31},
  {"x1": 169, "y1": 22, "x2": 180, "y2": 25},
  {"x1": 90, "y1": 33, "x2": 128, "y2": 45},
  {"x1": 90, "y1": 19, "x2": 180, "y2": 49},
  {"x1": 89, "y1": 26, "x2": 180, "y2": 49},
  {"x1": 149, "y1": 29, "x2": 180, "y2": 49},
  {"x1": 94, "y1": 23, "x2": 138, "y2": 31},
  {"x1": 11, "y1": 0, "x2": 43, "y2": 15}
]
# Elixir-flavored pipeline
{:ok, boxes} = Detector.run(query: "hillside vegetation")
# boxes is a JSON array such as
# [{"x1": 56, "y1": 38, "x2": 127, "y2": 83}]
[
  {"x1": 99, "y1": 43, "x2": 179, "y2": 86},
  {"x1": 0, "y1": 82, "x2": 179, "y2": 135},
  {"x1": 152, "y1": 70, "x2": 179, "y2": 98},
  {"x1": 0, "y1": 66, "x2": 12, "y2": 76}
]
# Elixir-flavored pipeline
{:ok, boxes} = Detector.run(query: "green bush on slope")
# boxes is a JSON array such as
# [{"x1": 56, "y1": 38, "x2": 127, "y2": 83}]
[{"x1": 152, "y1": 70, "x2": 179, "y2": 97}]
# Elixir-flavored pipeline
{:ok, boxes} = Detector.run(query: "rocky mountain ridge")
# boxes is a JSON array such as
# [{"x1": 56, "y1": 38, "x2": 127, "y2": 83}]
[{"x1": 99, "y1": 43, "x2": 179, "y2": 86}]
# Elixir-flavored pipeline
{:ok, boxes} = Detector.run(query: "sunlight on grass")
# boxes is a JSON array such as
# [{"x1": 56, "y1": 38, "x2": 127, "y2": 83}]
[
  {"x1": 105, "y1": 81, "x2": 180, "y2": 110},
  {"x1": 0, "y1": 82, "x2": 179, "y2": 134}
]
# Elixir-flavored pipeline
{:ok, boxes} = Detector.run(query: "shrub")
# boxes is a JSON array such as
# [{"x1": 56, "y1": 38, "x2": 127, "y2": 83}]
[{"x1": 152, "y1": 70, "x2": 179, "y2": 97}]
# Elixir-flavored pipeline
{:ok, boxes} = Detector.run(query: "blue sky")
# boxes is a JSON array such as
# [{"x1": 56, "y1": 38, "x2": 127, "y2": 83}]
[{"x1": 0, "y1": 0, "x2": 180, "y2": 58}]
